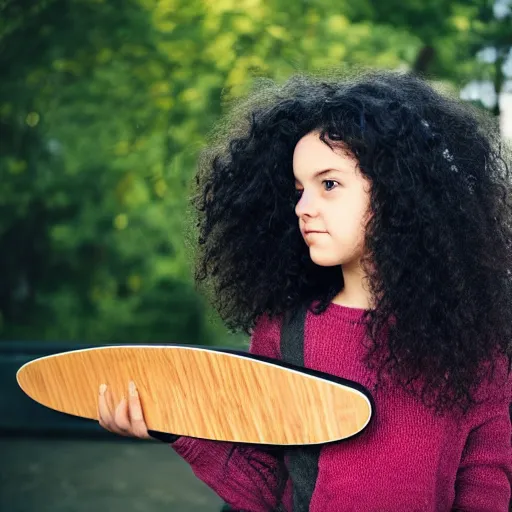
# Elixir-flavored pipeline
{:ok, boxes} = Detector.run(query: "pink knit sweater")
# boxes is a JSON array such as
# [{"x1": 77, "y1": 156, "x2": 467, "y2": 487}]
[{"x1": 171, "y1": 303, "x2": 511, "y2": 511}]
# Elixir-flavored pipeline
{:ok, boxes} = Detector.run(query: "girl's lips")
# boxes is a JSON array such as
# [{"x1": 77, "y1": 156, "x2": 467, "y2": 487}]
[{"x1": 304, "y1": 231, "x2": 327, "y2": 240}]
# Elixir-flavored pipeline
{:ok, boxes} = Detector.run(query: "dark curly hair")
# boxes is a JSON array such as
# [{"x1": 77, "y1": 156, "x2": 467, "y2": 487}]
[{"x1": 189, "y1": 68, "x2": 512, "y2": 418}]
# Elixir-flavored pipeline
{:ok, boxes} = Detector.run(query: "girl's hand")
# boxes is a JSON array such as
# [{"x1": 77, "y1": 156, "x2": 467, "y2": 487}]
[{"x1": 97, "y1": 381, "x2": 153, "y2": 440}]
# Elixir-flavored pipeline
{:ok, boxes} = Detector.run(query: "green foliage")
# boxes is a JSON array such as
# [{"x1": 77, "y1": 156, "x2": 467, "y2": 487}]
[
  {"x1": 0, "y1": 0, "x2": 506, "y2": 345},
  {"x1": 0, "y1": 0, "x2": 213, "y2": 344}
]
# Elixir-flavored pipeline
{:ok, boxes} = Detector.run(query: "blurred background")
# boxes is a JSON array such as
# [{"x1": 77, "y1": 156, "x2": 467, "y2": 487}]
[{"x1": 1, "y1": 0, "x2": 511, "y2": 510}]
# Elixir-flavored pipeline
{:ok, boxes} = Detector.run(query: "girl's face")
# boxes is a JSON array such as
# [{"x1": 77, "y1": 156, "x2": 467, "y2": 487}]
[{"x1": 293, "y1": 131, "x2": 372, "y2": 269}]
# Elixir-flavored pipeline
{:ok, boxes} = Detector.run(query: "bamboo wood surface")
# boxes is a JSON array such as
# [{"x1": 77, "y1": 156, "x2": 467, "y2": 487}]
[{"x1": 16, "y1": 345, "x2": 372, "y2": 445}]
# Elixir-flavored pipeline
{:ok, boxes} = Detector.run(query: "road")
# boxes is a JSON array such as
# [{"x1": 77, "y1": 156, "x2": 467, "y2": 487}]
[{"x1": 1, "y1": 437, "x2": 224, "y2": 512}]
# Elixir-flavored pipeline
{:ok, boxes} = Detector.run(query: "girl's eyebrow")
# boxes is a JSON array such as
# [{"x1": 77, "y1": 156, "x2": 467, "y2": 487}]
[{"x1": 294, "y1": 168, "x2": 345, "y2": 184}]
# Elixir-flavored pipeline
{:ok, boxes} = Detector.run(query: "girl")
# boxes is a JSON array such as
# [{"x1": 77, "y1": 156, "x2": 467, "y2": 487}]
[{"x1": 98, "y1": 69, "x2": 512, "y2": 511}]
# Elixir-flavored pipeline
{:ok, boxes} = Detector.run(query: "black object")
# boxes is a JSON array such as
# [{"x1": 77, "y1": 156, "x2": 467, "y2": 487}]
[
  {"x1": 220, "y1": 303, "x2": 318, "y2": 512},
  {"x1": 280, "y1": 304, "x2": 321, "y2": 512},
  {"x1": 148, "y1": 430, "x2": 181, "y2": 443}
]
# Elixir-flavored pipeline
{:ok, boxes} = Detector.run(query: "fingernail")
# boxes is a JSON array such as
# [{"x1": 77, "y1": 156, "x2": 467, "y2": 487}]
[
  {"x1": 129, "y1": 381, "x2": 137, "y2": 397},
  {"x1": 99, "y1": 384, "x2": 107, "y2": 396}
]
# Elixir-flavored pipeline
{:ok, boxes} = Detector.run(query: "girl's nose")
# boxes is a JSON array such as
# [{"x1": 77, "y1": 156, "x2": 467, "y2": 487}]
[{"x1": 295, "y1": 190, "x2": 318, "y2": 218}]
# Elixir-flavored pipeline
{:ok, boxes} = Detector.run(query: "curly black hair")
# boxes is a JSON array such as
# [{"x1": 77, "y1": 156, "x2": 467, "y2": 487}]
[{"x1": 189, "y1": 68, "x2": 512, "y2": 416}]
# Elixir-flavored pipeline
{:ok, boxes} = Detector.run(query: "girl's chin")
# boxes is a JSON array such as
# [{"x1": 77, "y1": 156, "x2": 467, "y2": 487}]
[
  {"x1": 308, "y1": 246, "x2": 359, "y2": 268},
  {"x1": 309, "y1": 252, "x2": 344, "y2": 267},
  {"x1": 312, "y1": 260, "x2": 343, "y2": 267}
]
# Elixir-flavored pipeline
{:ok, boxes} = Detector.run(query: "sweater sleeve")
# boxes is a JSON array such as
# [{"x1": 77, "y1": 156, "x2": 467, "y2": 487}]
[
  {"x1": 169, "y1": 313, "x2": 287, "y2": 512},
  {"x1": 453, "y1": 358, "x2": 512, "y2": 511}
]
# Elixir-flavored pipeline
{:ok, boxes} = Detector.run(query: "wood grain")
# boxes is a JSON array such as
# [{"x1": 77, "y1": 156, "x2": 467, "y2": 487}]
[{"x1": 16, "y1": 346, "x2": 372, "y2": 445}]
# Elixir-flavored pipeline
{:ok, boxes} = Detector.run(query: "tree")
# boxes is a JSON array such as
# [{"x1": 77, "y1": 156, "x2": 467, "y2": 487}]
[
  {"x1": 1, "y1": 0, "x2": 504, "y2": 345},
  {"x1": 464, "y1": 0, "x2": 512, "y2": 116},
  {"x1": 0, "y1": 0, "x2": 214, "y2": 343}
]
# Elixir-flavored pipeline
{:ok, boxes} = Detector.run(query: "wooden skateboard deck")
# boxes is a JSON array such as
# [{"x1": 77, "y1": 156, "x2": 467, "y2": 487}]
[{"x1": 17, "y1": 344, "x2": 374, "y2": 445}]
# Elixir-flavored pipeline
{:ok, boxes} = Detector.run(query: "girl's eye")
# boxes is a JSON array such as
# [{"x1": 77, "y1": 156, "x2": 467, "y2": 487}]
[
  {"x1": 323, "y1": 180, "x2": 339, "y2": 191},
  {"x1": 294, "y1": 189, "x2": 303, "y2": 201}
]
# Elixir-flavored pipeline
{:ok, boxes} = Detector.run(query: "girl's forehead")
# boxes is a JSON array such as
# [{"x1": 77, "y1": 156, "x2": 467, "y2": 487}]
[{"x1": 293, "y1": 132, "x2": 357, "y2": 179}]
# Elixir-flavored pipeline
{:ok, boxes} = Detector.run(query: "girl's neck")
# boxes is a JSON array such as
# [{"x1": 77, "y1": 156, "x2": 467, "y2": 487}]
[
  {"x1": 332, "y1": 262, "x2": 373, "y2": 310},
  {"x1": 331, "y1": 292, "x2": 372, "y2": 310}
]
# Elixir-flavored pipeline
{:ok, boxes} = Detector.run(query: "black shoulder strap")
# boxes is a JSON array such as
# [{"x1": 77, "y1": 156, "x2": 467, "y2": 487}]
[
  {"x1": 280, "y1": 303, "x2": 321, "y2": 512},
  {"x1": 280, "y1": 304, "x2": 308, "y2": 367}
]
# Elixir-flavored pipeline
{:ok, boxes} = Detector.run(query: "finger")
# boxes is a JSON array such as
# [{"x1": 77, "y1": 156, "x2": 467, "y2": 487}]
[
  {"x1": 114, "y1": 397, "x2": 131, "y2": 433},
  {"x1": 98, "y1": 383, "x2": 114, "y2": 431},
  {"x1": 98, "y1": 384, "x2": 126, "y2": 436},
  {"x1": 128, "y1": 381, "x2": 151, "y2": 439}
]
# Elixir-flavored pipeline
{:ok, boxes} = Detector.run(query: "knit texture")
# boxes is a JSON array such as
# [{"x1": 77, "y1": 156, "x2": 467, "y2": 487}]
[{"x1": 171, "y1": 303, "x2": 511, "y2": 511}]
